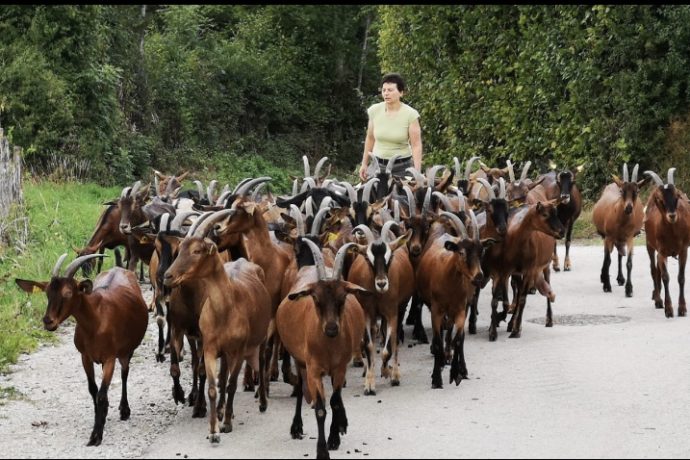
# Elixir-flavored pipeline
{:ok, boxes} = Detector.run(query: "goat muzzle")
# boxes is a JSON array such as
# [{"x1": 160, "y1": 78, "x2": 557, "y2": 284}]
[
  {"x1": 375, "y1": 278, "x2": 389, "y2": 293},
  {"x1": 624, "y1": 204, "x2": 633, "y2": 215},
  {"x1": 472, "y1": 273, "x2": 484, "y2": 287},
  {"x1": 43, "y1": 316, "x2": 58, "y2": 331},
  {"x1": 324, "y1": 322, "x2": 339, "y2": 338},
  {"x1": 667, "y1": 212, "x2": 678, "y2": 223},
  {"x1": 120, "y1": 224, "x2": 132, "y2": 235},
  {"x1": 559, "y1": 194, "x2": 571, "y2": 205}
]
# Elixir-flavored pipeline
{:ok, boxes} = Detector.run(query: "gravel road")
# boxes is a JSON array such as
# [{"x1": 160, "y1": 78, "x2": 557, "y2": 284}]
[{"x1": 1, "y1": 244, "x2": 689, "y2": 459}]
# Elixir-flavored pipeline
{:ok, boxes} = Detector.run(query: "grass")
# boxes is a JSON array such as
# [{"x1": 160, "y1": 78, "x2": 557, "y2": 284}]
[{"x1": 0, "y1": 178, "x2": 121, "y2": 374}]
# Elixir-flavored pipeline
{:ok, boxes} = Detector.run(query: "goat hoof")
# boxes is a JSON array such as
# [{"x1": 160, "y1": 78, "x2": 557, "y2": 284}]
[
  {"x1": 553, "y1": 266, "x2": 561, "y2": 272},
  {"x1": 87, "y1": 431, "x2": 102, "y2": 447},
  {"x1": 327, "y1": 434, "x2": 341, "y2": 450},
  {"x1": 291, "y1": 424, "x2": 304, "y2": 439},
  {"x1": 363, "y1": 388, "x2": 376, "y2": 396},
  {"x1": 545, "y1": 319, "x2": 553, "y2": 328},
  {"x1": 390, "y1": 378, "x2": 400, "y2": 387},
  {"x1": 509, "y1": 331, "x2": 521, "y2": 339},
  {"x1": 119, "y1": 405, "x2": 131, "y2": 421},
  {"x1": 220, "y1": 423, "x2": 233, "y2": 434},
  {"x1": 209, "y1": 433, "x2": 221, "y2": 443},
  {"x1": 468, "y1": 324, "x2": 477, "y2": 335},
  {"x1": 155, "y1": 353, "x2": 166, "y2": 363},
  {"x1": 431, "y1": 380, "x2": 443, "y2": 389},
  {"x1": 317, "y1": 446, "x2": 331, "y2": 459},
  {"x1": 192, "y1": 406, "x2": 207, "y2": 418},
  {"x1": 617, "y1": 277, "x2": 625, "y2": 286},
  {"x1": 665, "y1": 308, "x2": 674, "y2": 319},
  {"x1": 243, "y1": 384, "x2": 255, "y2": 392},
  {"x1": 489, "y1": 332, "x2": 497, "y2": 342},
  {"x1": 564, "y1": 266, "x2": 571, "y2": 272},
  {"x1": 655, "y1": 301, "x2": 664, "y2": 309},
  {"x1": 352, "y1": 359, "x2": 364, "y2": 368},
  {"x1": 172, "y1": 386, "x2": 185, "y2": 405},
  {"x1": 603, "y1": 285, "x2": 612, "y2": 293}
]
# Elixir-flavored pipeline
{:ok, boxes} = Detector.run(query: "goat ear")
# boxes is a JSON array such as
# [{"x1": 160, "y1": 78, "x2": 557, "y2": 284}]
[
  {"x1": 612, "y1": 175, "x2": 624, "y2": 188},
  {"x1": 342, "y1": 281, "x2": 373, "y2": 297},
  {"x1": 444, "y1": 240, "x2": 459, "y2": 252},
  {"x1": 102, "y1": 200, "x2": 118, "y2": 206},
  {"x1": 389, "y1": 230, "x2": 411, "y2": 251},
  {"x1": 15, "y1": 279, "x2": 47, "y2": 294},
  {"x1": 204, "y1": 239, "x2": 218, "y2": 255},
  {"x1": 536, "y1": 202, "x2": 545, "y2": 213},
  {"x1": 161, "y1": 234, "x2": 183, "y2": 248},
  {"x1": 78, "y1": 280, "x2": 93, "y2": 294},
  {"x1": 471, "y1": 199, "x2": 486, "y2": 211},
  {"x1": 638, "y1": 176, "x2": 651, "y2": 188},
  {"x1": 274, "y1": 229, "x2": 294, "y2": 245},
  {"x1": 481, "y1": 238, "x2": 499, "y2": 248},
  {"x1": 528, "y1": 176, "x2": 545, "y2": 190},
  {"x1": 288, "y1": 287, "x2": 314, "y2": 301},
  {"x1": 509, "y1": 198, "x2": 524, "y2": 209}
]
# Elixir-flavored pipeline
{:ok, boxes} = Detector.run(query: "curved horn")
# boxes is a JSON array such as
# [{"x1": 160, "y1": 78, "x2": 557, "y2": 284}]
[
  {"x1": 631, "y1": 164, "x2": 639, "y2": 183},
  {"x1": 456, "y1": 189, "x2": 467, "y2": 211},
  {"x1": 385, "y1": 154, "x2": 403, "y2": 175},
  {"x1": 476, "y1": 178, "x2": 496, "y2": 201},
  {"x1": 120, "y1": 186, "x2": 132, "y2": 199},
  {"x1": 497, "y1": 177, "x2": 506, "y2": 199},
  {"x1": 352, "y1": 224, "x2": 375, "y2": 244},
  {"x1": 186, "y1": 211, "x2": 216, "y2": 237},
  {"x1": 171, "y1": 211, "x2": 200, "y2": 232},
  {"x1": 302, "y1": 238, "x2": 327, "y2": 280},
  {"x1": 339, "y1": 181, "x2": 358, "y2": 204},
  {"x1": 303, "y1": 155, "x2": 311, "y2": 178},
  {"x1": 207, "y1": 180, "x2": 219, "y2": 201},
  {"x1": 405, "y1": 166, "x2": 426, "y2": 186},
  {"x1": 506, "y1": 160, "x2": 516, "y2": 183},
  {"x1": 252, "y1": 182, "x2": 267, "y2": 202},
  {"x1": 304, "y1": 196, "x2": 314, "y2": 218},
  {"x1": 363, "y1": 178, "x2": 379, "y2": 203},
  {"x1": 332, "y1": 242, "x2": 357, "y2": 281},
  {"x1": 426, "y1": 165, "x2": 445, "y2": 185},
  {"x1": 432, "y1": 191, "x2": 454, "y2": 212},
  {"x1": 236, "y1": 177, "x2": 272, "y2": 198},
  {"x1": 623, "y1": 163, "x2": 629, "y2": 183},
  {"x1": 153, "y1": 169, "x2": 165, "y2": 179},
  {"x1": 520, "y1": 161, "x2": 532, "y2": 182},
  {"x1": 292, "y1": 178, "x2": 299, "y2": 196},
  {"x1": 313, "y1": 156, "x2": 329, "y2": 180},
  {"x1": 465, "y1": 156, "x2": 481, "y2": 180},
  {"x1": 453, "y1": 157, "x2": 462, "y2": 180},
  {"x1": 231, "y1": 178, "x2": 252, "y2": 195},
  {"x1": 319, "y1": 196, "x2": 333, "y2": 210},
  {"x1": 380, "y1": 220, "x2": 400, "y2": 242},
  {"x1": 290, "y1": 204, "x2": 306, "y2": 237},
  {"x1": 644, "y1": 170, "x2": 664, "y2": 186},
  {"x1": 468, "y1": 209, "x2": 480, "y2": 242},
  {"x1": 52, "y1": 253, "x2": 69, "y2": 277},
  {"x1": 159, "y1": 213, "x2": 172, "y2": 232},
  {"x1": 193, "y1": 180, "x2": 205, "y2": 200},
  {"x1": 422, "y1": 187, "x2": 432, "y2": 215},
  {"x1": 153, "y1": 176, "x2": 159, "y2": 196},
  {"x1": 403, "y1": 185, "x2": 417, "y2": 218},
  {"x1": 393, "y1": 199, "x2": 401, "y2": 224},
  {"x1": 130, "y1": 180, "x2": 142, "y2": 198},
  {"x1": 300, "y1": 177, "x2": 317, "y2": 193},
  {"x1": 667, "y1": 167, "x2": 676, "y2": 186},
  {"x1": 440, "y1": 211, "x2": 468, "y2": 239},
  {"x1": 215, "y1": 190, "x2": 234, "y2": 207},
  {"x1": 310, "y1": 207, "x2": 330, "y2": 236},
  {"x1": 63, "y1": 254, "x2": 108, "y2": 279},
  {"x1": 193, "y1": 209, "x2": 235, "y2": 238}
]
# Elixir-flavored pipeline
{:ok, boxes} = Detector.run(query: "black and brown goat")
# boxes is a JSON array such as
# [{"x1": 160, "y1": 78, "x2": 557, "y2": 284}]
[
  {"x1": 276, "y1": 240, "x2": 370, "y2": 459},
  {"x1": 643, "y1": 168, "x2": 690, "y2": 317},
  {"x1": 592, "y1": 163, "x2": 647, "y2": 296},
  {"x1": 164, "y1": 211, "x2": 272, "y2": 442},
  {"x1": 15, "y1": 254, "x2": 148, "y2": 446}
]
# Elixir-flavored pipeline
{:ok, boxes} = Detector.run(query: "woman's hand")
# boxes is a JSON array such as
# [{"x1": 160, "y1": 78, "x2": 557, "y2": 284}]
[{"x1": 359, "y1": 163, "x2": 368, "y2": 182}]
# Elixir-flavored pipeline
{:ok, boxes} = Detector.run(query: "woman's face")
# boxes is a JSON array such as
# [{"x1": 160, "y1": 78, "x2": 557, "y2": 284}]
[{"x1": 381, "y1": 82, "x2": 402, "y2": 103}]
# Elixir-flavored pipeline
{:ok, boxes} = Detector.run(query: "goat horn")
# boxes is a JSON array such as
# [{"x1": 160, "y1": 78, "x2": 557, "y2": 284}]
[
  {"x1": 476, "y1": 178, "x2": 496, "y2": 201},
  {"x1": 159, "y1": 213, "x2": 172, "y2": 232},
  {"x1": 465, "y1": 156, "x2": 481, "y2": 180},
  {"x1": 252, "y1": 182, "x2": 267, "y2": 202},
  {"x1": 231, "y1": 178, "x2": 252, "y2": 195},
  {"x1": 668, "y1": 167, "x2": 676, "y2": 186},
  {"x1": 193, "y1": 180, "x2": 205, "y2": 200},
  {"x1": 468, "y1": 209, "x2": 480, "y2": 242},
  {"x1": 120, "y1": 186, "x2": 132, "y2": 199},
  {"x1": 422, "y1": 187, "x2": 432, "y2": 215},
  {"x1": 520, "y1": 161, "x2": 532, "y2": 182},
  {"x1": 63, "y1": 254, "x2": 108, "y2": 279},
  {"x1": 405, "y1": 166, "x2": 426, "y2": 186},
  {"x1": 302, "y1": 238, "x2": 327, "y2": 280},
  {"x1": 215, "y1": 190, "x2": 233, "y2": 207},
  {"x1": 456, "y1": 189, "x2": 467, "y2": 211},
  {"x1": 506, "y1": 160, "x2": 516, "y2": 183},
  {"x1": 393, "y1": 199, "x2": 401, "y2": 224},
  {"x1": 432, "y1": 191, "x2": 454, "y2": 212},
  {"x1": 497, "y1": 177, "x2": 506, "y2": 199},
  {"x1": 300, "y1": 177, "x2": 317, "y2": 193},
  {"x1": 403, "y1": 185, "x2": 417, "y2": 218},
  {"x1": 208, "y1": 180, "x2": 219, "y2": 201},
  {"x1": 130, "y1": 180, "x2": 142, "y2": 198},
  {"x1": 310, "y1": 207, "x2": 330, "y2": 236},
  {"x1": 339, "y1": 181, "x2": 358, "y2": 205},
  {"x1": 193, "y1": 209, "x2": 235, "y2": 238},
  {"x1": 303, "y1": 155, "x2": 311, "y2": 178},
  {"x1": 292, "y1": 178, "x2": 299, "y2": 196},
  {"x1": 290, "y1": 204, "x2": 306, "y2": 237},
  {"x1": 380, "y1": 220, "x2": 400, "y2": 243},
  {"x1": 313, "y1": 157, "x2": 329, "y2": 180},
  {"x1": 153, "y1": 169, "x2": 165, "y2": 179},
  {"x1": 453, "y1": 157, "x2": 462, "y2": 180},
  {"x1": 623, "y1": 163, "x2": 629, "y2": 183},
  {"x1": 353, "y1": 224, "x2": 375, "y2": 244},
  {"x1": 363, "y1": 178, "x2": 379, "y2": 203},
  {"x1": 632, "y1": 164, "x2": 639, "y2": 183},
  {"x1": 153, "y1": 176, "x2": 159, "y2": 196},
  {"x1": 319, "y1": 196, "x2": 333, "y2": 210},
  {"x1": 426, "y1": 165, "x2": 445, "y2": 185},
  {"x1": 304, "y1": 196, "x2": 314, "y2": 218},
  {"x1": 332, "y1": 242, "x2": 357, "y2": 281},
  {"x1": 386, "y1": 154, "x2": 403, "y2": 175},
  {"x1": 235, "y1": 177, "x2": 272, "y2": 197},
  {"x1": 643, "y1": 170, "x2": 664, "y2": 186},
  {"x1": 171, "y1": 211, "x2": 200, "y2": 232},
  {"x1": 186, "y1": 211, "x2": 216, "y2": 237},
  {"x1": 52, "y1": 253, "x2": 69, "y2": 277},
  {"x1": 440, "y1": 211, "x2": 468, "y2": 239}
]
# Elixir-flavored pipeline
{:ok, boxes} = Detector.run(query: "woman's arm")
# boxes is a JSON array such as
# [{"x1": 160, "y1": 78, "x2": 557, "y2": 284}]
[
  {"x1": 409, "y1": 118, "x2": 423, "y2": 171},
  {"x1": 360, "y1": 118, "x2": 375, "y2": 181}
]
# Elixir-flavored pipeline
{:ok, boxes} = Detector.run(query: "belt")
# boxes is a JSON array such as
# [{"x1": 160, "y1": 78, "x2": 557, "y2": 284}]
[{"x1": 374, "y1": 156, "x2": 412, "y2": 166}]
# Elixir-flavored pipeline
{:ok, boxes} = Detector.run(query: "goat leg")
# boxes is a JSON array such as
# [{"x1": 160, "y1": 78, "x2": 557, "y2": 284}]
[
  {"x1": 118, "y1": 353, "x2": 132, "y2": 420},
  {"x1": 290, "y1": 373, "x2": 304, "y2": 439}
]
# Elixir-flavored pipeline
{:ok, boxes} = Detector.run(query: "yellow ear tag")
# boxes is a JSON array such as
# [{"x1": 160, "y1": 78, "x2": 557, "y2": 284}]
[
  {"x1": 33, "y1": 285, "x2": 42, "y2": 294},
  {"x1": 327, "y1": 232, "x2": 339, "y2": 243}
]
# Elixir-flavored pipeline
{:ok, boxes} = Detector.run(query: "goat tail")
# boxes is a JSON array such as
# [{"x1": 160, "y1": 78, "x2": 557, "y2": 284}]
[{"x1": 114, "y1": 248, "x2": 123, "y2": 267}]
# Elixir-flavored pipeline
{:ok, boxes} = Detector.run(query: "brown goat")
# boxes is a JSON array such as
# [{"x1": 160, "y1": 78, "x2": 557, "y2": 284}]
[
  {"x1": 592, "y1": 163, "x2": 647, "y2": 296},
  {"x1": 164, "y1": 211, "x2": 272, "y2": 443},
  {"x1": 76, "y1": 202, "x2": 129, "y2": 277},
  {"x1": 15, "y1": 253, "x2": 148, "y2": 446},
  {"x1": 643, "y1": 168, "x2": 690, "y2": 317},
  {"x1": 276, "y1": 240, "x2": 370, "y2": 459}
]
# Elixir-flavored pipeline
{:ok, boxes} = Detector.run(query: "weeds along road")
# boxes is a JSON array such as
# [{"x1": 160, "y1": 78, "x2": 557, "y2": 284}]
[{"x1": 1, "y1": 244, "x2": 690, "y2": 459}]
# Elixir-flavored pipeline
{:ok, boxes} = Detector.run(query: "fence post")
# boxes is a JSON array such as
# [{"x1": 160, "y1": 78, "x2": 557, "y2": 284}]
[{"x1": 0, "y1": 127, "x2": 27, "y2": 250}]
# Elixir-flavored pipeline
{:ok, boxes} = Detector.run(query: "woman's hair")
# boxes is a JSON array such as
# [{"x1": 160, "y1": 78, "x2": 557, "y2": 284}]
[{"x1": 381, "y1": 73, "x2": 406, "y2": 92}]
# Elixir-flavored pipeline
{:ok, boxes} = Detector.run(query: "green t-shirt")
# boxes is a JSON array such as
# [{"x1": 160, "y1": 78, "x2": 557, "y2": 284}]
[{"x1": 367, "y1": 102, "x2": 420, "y2": 160}]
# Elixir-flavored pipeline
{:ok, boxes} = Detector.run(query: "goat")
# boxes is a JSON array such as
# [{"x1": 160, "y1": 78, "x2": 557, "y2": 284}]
[
  {"x1": 117, "y1": 181, "x2": 155, "y2": 278},
  {"x1": 347, "y1": 222, "x2": 414, "y2": 394},
  {"x1": 416, "y1": 211, "x2": 494, "y2": 388},
  {"x1": 76, "y1": 201, "x2": 128, "y2": 277},
  {"x1": 164, "y1": 210, "x2": 272, "y2": 442},
  {"x1": 592, "y1": 163, "x2": 647, "y2": 296},
  {"x1": 15, "y1": 253, "x2": 148, "y2": 446},
  {"x1": 643, "y1": 168, "x2": 690, "y2": 317},
  {"x1": 276, "y1": 240, "x2": 370, "y2": 459}
]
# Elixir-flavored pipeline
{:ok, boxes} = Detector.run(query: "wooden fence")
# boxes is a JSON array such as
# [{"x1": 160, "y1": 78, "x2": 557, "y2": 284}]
[{"x1": 0, "y1": 127, "x2": 27, "y2": 250}]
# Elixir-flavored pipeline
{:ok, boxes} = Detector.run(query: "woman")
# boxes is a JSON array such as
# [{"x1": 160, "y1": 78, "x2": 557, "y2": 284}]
[{"x1": 359, "y1": 72, "x2": 423, "y2": 182}]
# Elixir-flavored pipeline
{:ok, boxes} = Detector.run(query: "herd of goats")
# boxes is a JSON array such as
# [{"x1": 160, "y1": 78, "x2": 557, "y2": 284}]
[{"x1": 14, "y1": 154, "x2": 689, "y2": 458}]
